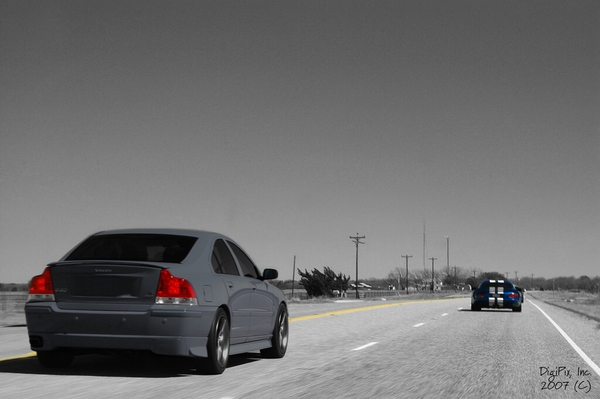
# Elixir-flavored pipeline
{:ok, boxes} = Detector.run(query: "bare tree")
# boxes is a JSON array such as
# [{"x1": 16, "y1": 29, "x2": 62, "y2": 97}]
[{"x1": 387, "y1": 267, "x2": 404, "y2": 290}]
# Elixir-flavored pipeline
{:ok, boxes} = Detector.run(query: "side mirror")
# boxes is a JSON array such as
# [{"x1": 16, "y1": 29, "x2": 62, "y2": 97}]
[{"x1": 262, "y1": 268, "x2": 278, "y2": 280}]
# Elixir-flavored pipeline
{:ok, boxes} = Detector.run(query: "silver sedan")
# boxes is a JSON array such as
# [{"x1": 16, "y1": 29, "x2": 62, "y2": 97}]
[{"x1": 25, "y1": 228, "x2": 289, "y2": 374}]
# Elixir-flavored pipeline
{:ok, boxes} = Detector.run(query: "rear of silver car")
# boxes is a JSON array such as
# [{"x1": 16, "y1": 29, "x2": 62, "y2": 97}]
[
  {"x1": 25, "y1": 231, "x2": 219, "y2": 366},
  {"x1": 26, "y1": 262, "x2": 213, "y2": 361},
  {"x1": 26, "y1": 262, "x2": 216, "y2": 365}
]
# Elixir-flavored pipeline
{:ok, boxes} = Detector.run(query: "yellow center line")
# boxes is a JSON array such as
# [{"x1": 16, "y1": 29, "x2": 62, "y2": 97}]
[
  {"x1": 289, "y1": 297, "x2": 464, "y2": 322},
  {"x1": 0, "y1": 352, "x2": 37, "y2": 362}
]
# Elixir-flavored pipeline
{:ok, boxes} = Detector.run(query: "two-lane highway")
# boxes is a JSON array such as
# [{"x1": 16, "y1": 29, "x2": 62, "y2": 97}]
[{"x1": 1, "y1": 296, "x2": 599, "y2": 398}]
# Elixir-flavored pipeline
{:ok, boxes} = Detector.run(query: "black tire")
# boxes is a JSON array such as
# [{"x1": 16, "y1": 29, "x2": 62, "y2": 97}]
[
  {"x1": 203, "y1": 308, "x2": 230, "y2": 374},
  {"x1": 261, "y1": 303, "x2": 288, "y2": 359},
  {"x1": 36, "y1": 351, "x2": 74, "y2": 368},
  {"x1": 512, "y1": 305, "x2": 522, "y2": 312},
  {"x1": 471, "y1": 304, "x2": 481, "y2": 311}
]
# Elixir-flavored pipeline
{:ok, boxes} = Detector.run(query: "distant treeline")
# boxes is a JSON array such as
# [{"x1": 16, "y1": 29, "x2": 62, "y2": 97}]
[
  {"x1": 530, "y1": 275, "x2": 600, "y2": 292},
  {"x1": 270, "y1": 272, "x2": 600, "y2": 296},
  {"x1": 0, "y1": 283, "x2": 28, "y2": 292}
]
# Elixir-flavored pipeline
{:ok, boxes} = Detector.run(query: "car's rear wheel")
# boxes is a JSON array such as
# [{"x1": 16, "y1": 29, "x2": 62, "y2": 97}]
[
  {"x1": 471, "y1": 304, "x2": 481, "y2": 311},
  {"x1": 203, "y1": 308, "x2": 230, "y2": 374},
  {"x1": 261, "y1": 303, "x2": 288, "y2": 359},
  {"x1": 512, "y1": 305, "x2": 522, "y2": 312},
  {"x1": 36, "y1": 350, "x2": 74, "y2": 368}
]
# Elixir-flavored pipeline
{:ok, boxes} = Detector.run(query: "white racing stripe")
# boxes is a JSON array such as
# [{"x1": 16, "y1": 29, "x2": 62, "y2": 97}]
[
  {"x1": 531, "y1": 300, "x2": 600, "y2": 377},
  {"x1": 352, "y1": 342, "x2": 378, "y2": 351}
]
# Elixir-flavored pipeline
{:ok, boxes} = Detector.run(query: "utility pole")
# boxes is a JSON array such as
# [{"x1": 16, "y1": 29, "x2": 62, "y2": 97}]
[
  {"x1": 401, "y1": 254, "x2": 412, "y2": 295},
  {"x1": 453, "y1": 265, "x2": 458, "y2": 287},
  {"x1": 291, "y1": 255, "x2": 296, "y2": 300},
  {"x1": 423, "y1": 219, "x2": 426, "y2": 269},
  {"x1": 515, "y1": 271, "x2": 519, "y2": 284},
  {"x1": 429, "y1": 257, "x2": 437, "y2": 292},
  {"x1": 446, "y1": 236, "x2": 450, "y2": 277},
  {"x1": 350, "y1": 234, "x2": 365, "y2": 299}
]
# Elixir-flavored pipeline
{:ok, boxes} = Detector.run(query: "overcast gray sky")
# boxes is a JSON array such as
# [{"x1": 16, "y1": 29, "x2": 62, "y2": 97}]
[{"x1": 1, "y1": 0, "x2": 598, "y2": 284}]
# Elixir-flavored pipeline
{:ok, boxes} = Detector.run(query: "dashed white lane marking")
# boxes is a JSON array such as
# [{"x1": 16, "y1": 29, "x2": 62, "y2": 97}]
[
  {"x1": 413, "y1": 323, "x2": 425, "y2": 327},
  {"x1": 352, "y1": 342, "x2": 378, "y2": 351},
  {"x1": 442, "y1": 313, "x2": 448, "y2": 316},
  {"x1": 531, "y1": 300, "x2": 600, "y2": 377}
]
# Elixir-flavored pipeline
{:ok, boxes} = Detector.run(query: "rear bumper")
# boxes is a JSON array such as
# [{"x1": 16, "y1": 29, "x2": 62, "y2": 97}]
[
  {"x1": 27, "y1": 332, "x2": 209, "y2": 357},
  {"x1": 25, "y1": 301, "x2": 217, "y2": 357},
  {"x1": 471, "y1": 298, "x2": 521, "y2": 309}
]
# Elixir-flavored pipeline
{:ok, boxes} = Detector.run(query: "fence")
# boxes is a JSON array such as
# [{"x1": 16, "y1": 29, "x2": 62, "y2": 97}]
[
  {"x1": 350, "y1": 290, "x2": 403, "y2": 299},
  {"x1": 283, "y1": 289, "x2": 405, "y2": 300}
]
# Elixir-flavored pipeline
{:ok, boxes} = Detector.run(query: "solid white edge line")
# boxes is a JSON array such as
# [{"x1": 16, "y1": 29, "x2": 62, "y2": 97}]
[
  {"x1": 352, "y1": 342, "x2": 378, "y2": 351},
  {"x1": 442, "y1": 313, "x2": 448, "y2": 316},
  {"x1": 531, "y1": 300, "x2": 600, "y2": 378},
  {"x1": 413, "y1": 323, "x2": 425, "y2": 327}
]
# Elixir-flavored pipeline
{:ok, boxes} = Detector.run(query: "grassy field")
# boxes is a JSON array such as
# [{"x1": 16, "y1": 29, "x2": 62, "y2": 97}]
[
  {"x1": 528, "y1": 290, "x2": 600, "y2": 322},
  {"x1": 0, "y1": 292, "x2": 27, "y2": 326}
]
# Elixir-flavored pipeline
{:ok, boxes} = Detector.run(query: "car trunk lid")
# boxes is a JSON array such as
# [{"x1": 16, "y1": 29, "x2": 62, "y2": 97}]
[{"x1": 49, "y1": 261, "x2": 164, "y2": 311}]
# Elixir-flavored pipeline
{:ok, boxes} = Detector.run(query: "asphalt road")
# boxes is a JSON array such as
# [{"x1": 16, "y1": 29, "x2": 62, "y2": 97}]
[{"x1": 1, "y1": 296, "x2": 599, "y2": 399}]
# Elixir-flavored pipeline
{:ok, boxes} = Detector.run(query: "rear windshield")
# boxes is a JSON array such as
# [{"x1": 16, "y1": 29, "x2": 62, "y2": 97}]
[
  {"x1": 65, "y1": 234, "x2": 198, "y2": 263},
  {"x1": 480, "y1": 282, "x2": 513, "y2": 290}
]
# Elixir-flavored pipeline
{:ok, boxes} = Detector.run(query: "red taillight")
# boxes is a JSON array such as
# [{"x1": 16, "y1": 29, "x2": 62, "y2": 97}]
[
  {"x1": 28, "y1": 267, "x2": 55, "y2": 302},
  {"x1": 509, "y1": 292, "x2": 519, "y2": 299},
  {"x1": 475, "y1": 292, "x2": 485, "y2": 298},
  {"x1": 156, "y1": 269, "x2": 197, "y2": 305}
]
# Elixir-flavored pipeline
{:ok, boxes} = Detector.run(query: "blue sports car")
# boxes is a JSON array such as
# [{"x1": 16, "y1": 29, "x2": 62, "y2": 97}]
[
  {"x1": 471, "y1": 279, "x2": 522, "y2": 312},
  {"x1": 25, "y1": 229, "x2": 288, "y2": 374}
]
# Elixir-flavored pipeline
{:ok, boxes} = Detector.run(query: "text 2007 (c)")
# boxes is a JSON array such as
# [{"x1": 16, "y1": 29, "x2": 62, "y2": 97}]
[{"x1": 539, "y1": 366, "x2": 593, "y2": 393}]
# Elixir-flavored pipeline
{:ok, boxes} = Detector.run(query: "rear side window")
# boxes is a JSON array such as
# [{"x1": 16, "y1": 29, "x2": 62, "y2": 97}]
[
  {"x1": 228, "y1": 241, "x2": 258, "y2": 279},
  {"x1": 211, "y1": 239, "x2": 240, "y2": 275},
  {"x1": 65, "y1": 234, "x2": 197, "y2": 263}
]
